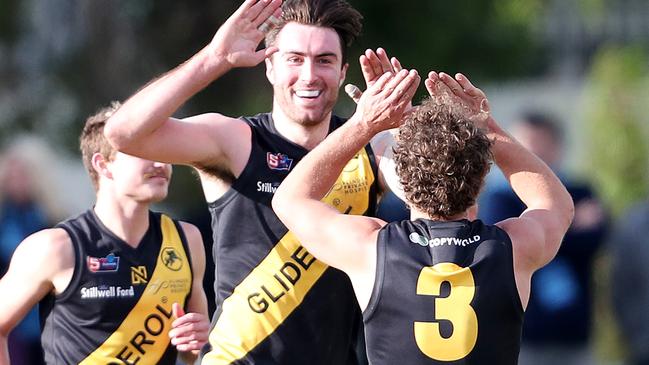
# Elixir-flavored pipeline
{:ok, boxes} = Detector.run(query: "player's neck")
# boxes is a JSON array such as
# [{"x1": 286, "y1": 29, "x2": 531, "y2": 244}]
[
  {"x1": 410, "y1": 208, "x2": 469, "y2": 222},
  {"x1": 271, "y1": 104, "x2": 331, "y2": 150},
  {"x1": 94, "y1": 194, "x2": 150, "y2": 248}
]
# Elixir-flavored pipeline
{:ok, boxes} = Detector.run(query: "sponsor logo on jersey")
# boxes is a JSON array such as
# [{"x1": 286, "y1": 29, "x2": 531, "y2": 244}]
[
  {"x1": 80, "y1": 285, "x2": 135, "y2": 299},
  {"x1": 257, "y1": 181, "x2": 280, "y2": 194},
  {"x1": 131, "y1": 266, "x2": 148, "y2": 285},
  {"x1": 87, "y1": 253, "x2": 120, "y2": 272},
  {"x1": 267, "y1": 152, "x2": 293, "y2": 171},
  {"x1": 409, "y1": 232, "x2": 481, "y2": 248},
  {"x1": 161, "y1": 247, "x2": 183, "y2": 271},
  {"x1": 147, "y1": 278, "x2": 191, "y2": 295}
]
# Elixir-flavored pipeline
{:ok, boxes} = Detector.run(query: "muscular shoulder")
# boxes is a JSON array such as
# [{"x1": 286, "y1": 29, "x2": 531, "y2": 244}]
[
  {"x1": 17, "y1": 228, "x2": 73, "y2": 264},
  {"x1": 10, "y1": 228, "x2": 75, "y2": 285}
]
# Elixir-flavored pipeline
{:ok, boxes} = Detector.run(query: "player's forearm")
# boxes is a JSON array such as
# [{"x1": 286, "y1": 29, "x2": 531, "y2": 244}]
[
  {"x1": 104, "y1": 46, "x2": 230, "y2": 150},
  {"x1": 488, "y1": 118, "x2": 573, "y2": 225},
  {"x1": 276, "y1": 117, "x2": 373, "y2": 207}
]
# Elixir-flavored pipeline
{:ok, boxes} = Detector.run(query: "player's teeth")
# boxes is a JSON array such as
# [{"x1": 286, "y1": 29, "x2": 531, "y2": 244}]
[{"x1": 296, "y1": 90, "x2": 320, "y2": 98}]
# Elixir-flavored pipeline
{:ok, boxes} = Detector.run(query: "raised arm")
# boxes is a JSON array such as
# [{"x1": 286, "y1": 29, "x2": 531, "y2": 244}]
[
  {"x1": 169, "y1": 222, "x2": 209, "y2": 364},
  {"x1": 104, "y1": 0, "x2": 282, "y2": 169},
  {"x1": 0, "y1": 229, "x2": 74, "y2": 364},
  {"x1": 272, "y1": 70, "x2": 419, "y2": 307},
  {"x1": 427, "y1": 72, "x2": 574, "y2": 304},
  {"x1": 346, "y1": 48, "x2": 408, "y2": 199}
]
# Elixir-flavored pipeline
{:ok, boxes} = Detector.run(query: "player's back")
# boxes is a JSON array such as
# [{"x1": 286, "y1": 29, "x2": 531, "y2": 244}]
[{"x1": 363, "y1": 219, "x2": 523, "y2": 365}]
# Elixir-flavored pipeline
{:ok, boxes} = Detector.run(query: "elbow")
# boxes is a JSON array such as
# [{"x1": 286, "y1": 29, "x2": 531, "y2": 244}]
[
  {"x1": 103, "y1": 117, "x2": 132, "y2": 151},
  {"x1": 557, "y1": 191, "x2": 575, "y2": 235}
]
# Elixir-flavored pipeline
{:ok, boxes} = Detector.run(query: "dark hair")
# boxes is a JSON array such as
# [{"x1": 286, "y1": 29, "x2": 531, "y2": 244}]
[
  {"x1": 80, "y1": 102, "x2": 121, "y2": 190},
  {"x1": 265, "y1": 0, "x2": 362, "y2": 64},
  {"x1": 394, "y1": 98, "x2": 493, "y2": 219},
  {"x1": 519, "y1": 111, "x2": 563, "y2": 143}
]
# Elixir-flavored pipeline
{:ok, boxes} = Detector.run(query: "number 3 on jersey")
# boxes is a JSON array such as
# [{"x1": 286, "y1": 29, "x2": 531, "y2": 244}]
[{"x1": 414, "y1": 262, "x2": 478, "y2": 361}]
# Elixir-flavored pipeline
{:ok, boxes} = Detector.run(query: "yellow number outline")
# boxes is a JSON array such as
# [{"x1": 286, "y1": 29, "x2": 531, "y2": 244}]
[{"x1": 414, "y1": 262, "x2": 478, "y2": 361}]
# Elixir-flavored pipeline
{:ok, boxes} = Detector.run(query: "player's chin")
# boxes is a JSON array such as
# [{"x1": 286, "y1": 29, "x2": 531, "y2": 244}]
[{"x1": 138, "y1": 190, "x2": 168, "y2": 204}]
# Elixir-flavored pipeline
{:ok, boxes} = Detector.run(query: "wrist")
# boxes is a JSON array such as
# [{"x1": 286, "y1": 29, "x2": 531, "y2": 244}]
[{"x1": 198, "y1": 45, "x2": 234, "y2": 79}]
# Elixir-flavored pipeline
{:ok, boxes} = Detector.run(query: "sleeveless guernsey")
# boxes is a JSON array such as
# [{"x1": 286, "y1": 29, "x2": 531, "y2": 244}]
[
  {"x1": 203, "y1": 113, "x2": 378, "y2": 364},
  {"x1": 40, "y1": 210, "x2": 193, "y2": 365},
  {"x1": 364, "y1": 219, "x2": 524, "y2": 365}
]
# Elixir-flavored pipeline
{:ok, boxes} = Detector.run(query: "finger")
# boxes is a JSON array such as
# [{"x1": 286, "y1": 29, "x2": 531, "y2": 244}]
[
  {"x1": 376, "y1": 48, "x2": 392, "y2": 73},
  {"x1": 455, "y1": 73, "x2": 484, "y2": 97},
  {"x1": 431, "y1": 73, "x2": 454, "y2": 97},
  {"x1": 424, "y1": 71, "x2": 439, "y2": 96},
  {"x1": 176, "y1": 341, "x2": 207, "y2": 352},
  {"x1": 391, "y1": 57, "x2": 403, "y2": 72},
  {"x1": 439, "y1": 72, "x2": 464, "y2": 97},
  {"x1": 241, "y1": 0, "x2": 271, "y2": 22},
  {"x1": 360, "y1": 54, "x2": 376, "y2": 83},
  {"x1": 385, "y1": 70, "x2": 418, "y2": 106},
  {"x1": 395, "y1": 70, "x2": 420, "y2": 105},
  {"x1": 232, "y1": 0, "x2": 260, "y2": 19},
  {"x1": 345, "y1": 84, "x2": 363, "y2": 104},
  {"x1": 365, "y1": 49, "x2": 383, "y2": 79},
  {"x1": 371, "y1": 72, "x2": 395, "y2": 93},
  {"x1": 172, "y1": 302, "x2": 185, "y2": 319},
  {"x1": 252, "y1": 0, "x2": 283, "y2": 28},
  {"x1": 381, "y1": 69, "x2": 410, "y2": 97}
]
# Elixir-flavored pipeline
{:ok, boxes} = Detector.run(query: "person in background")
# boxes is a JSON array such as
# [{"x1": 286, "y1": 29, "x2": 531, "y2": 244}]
[
  {"x1": 479, "y1": 111, "x2": 608, "y2": 365},
  {"x1": 0, "y1": 103, "x2": 210, "y2": 364},
  {"x1": 0, "y1": 148, "x2": 50, "y2": 365},
  {"x1": 610, "y1": 200, "x2": 649, "y2": 365}
]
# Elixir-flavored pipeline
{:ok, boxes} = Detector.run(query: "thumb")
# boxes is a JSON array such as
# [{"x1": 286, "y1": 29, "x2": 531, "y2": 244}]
[
  {"x1": 172, "y1": 302, "x2": 186, "y2": 319},
  {"x1": 344, "y1": 84, "x2": 362, "y2": 104}
]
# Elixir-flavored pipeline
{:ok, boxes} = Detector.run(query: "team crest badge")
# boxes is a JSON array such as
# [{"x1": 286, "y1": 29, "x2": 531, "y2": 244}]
[
  {"x1": 87, "y1": 253, "x2": 120, "y2": 272},
  {"x1": 267, "y1": 152, "x2": 293, "y2": 171},
  {"x1": 161, "y1": 247, "x2": 183, "y2": 271}
]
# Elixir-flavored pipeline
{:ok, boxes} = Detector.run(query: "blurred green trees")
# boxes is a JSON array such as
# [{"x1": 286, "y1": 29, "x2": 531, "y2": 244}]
[{"x1": 583, "y1": 46, "x2": 649, "y2": 218}]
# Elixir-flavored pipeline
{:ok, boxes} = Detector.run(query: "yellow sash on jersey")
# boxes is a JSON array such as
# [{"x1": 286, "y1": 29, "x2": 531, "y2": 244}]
[
  {"x1": 79, "y1": 215, "x2": 191, "y2": 365},
  {"x1": 203, "y1": 149, "x2": 375, "y2": 364}
]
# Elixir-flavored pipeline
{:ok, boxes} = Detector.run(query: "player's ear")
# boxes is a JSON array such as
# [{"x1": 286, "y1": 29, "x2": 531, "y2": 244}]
[
  {"x1": 265, "y1": 57, "x2": 276, "y2": 85},
  {"x1": 92, "y1": 152, "x2": 113, "y2": 179}
]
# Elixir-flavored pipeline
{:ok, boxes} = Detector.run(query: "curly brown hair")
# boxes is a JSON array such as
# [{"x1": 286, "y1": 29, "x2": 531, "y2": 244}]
[
  {"x1": 264, "y1": 0, "x2": 362, "y2": 64},
  {"x1": 394, "y1": 97, "x2": 493, "y2": 219},
  {"x1": 80, "y1": 102, "x2": 121, "y2": 190}
]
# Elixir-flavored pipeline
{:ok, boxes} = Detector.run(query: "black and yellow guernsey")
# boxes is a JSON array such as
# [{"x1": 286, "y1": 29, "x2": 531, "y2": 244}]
[
  {"x1": 364, "y1": 219, "x2": 524, "y2": 365},
  {"x1": 40, "y1": 209, "x2": 193, "y2": 365},
  {"x1": 203, "y1": 113, "x2": 378, "y2": 364}
]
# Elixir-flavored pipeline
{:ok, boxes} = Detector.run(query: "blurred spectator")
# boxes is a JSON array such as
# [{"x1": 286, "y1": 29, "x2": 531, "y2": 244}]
[
  {"x1": 0, "y1": 138, "x2": 65, "y2": 365},
  {"x1": 479, "y1": 111, "x2": 608, "y2": 365},
  {"x1": 610, "y1": 201, "x2": 649, "y2": 365}
]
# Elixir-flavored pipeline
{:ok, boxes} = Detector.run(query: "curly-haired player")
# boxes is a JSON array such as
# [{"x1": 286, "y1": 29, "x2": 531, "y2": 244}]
[{"x1": 273, "y1": 71, "x2": 574, "y2": 365}]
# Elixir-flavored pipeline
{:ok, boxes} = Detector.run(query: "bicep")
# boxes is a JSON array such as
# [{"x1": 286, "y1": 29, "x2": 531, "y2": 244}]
[
  {"x1": 286, "y1": 199, "x2": 384, "y2": 276},
  {"x1": 122, "y1": 114, "x2": 252, "y2": 170}
]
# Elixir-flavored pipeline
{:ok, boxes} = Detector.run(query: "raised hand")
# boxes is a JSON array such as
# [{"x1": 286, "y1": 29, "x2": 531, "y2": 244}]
[
  {"x1": 353, "y1": 69, "x2": 420, "y2": 133},
  {"x1": 168, "y1": 302, "x2": 210, "y2": 353},
  {"x1": 360, "y1": 48, "x2": 403, "y2": 88},
  {"x1": 209, "y1": 0, "x2": 283, "y2": 69},
  {"x1": 425, "y1": 71, "x2": 491, "y2": 129}
]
